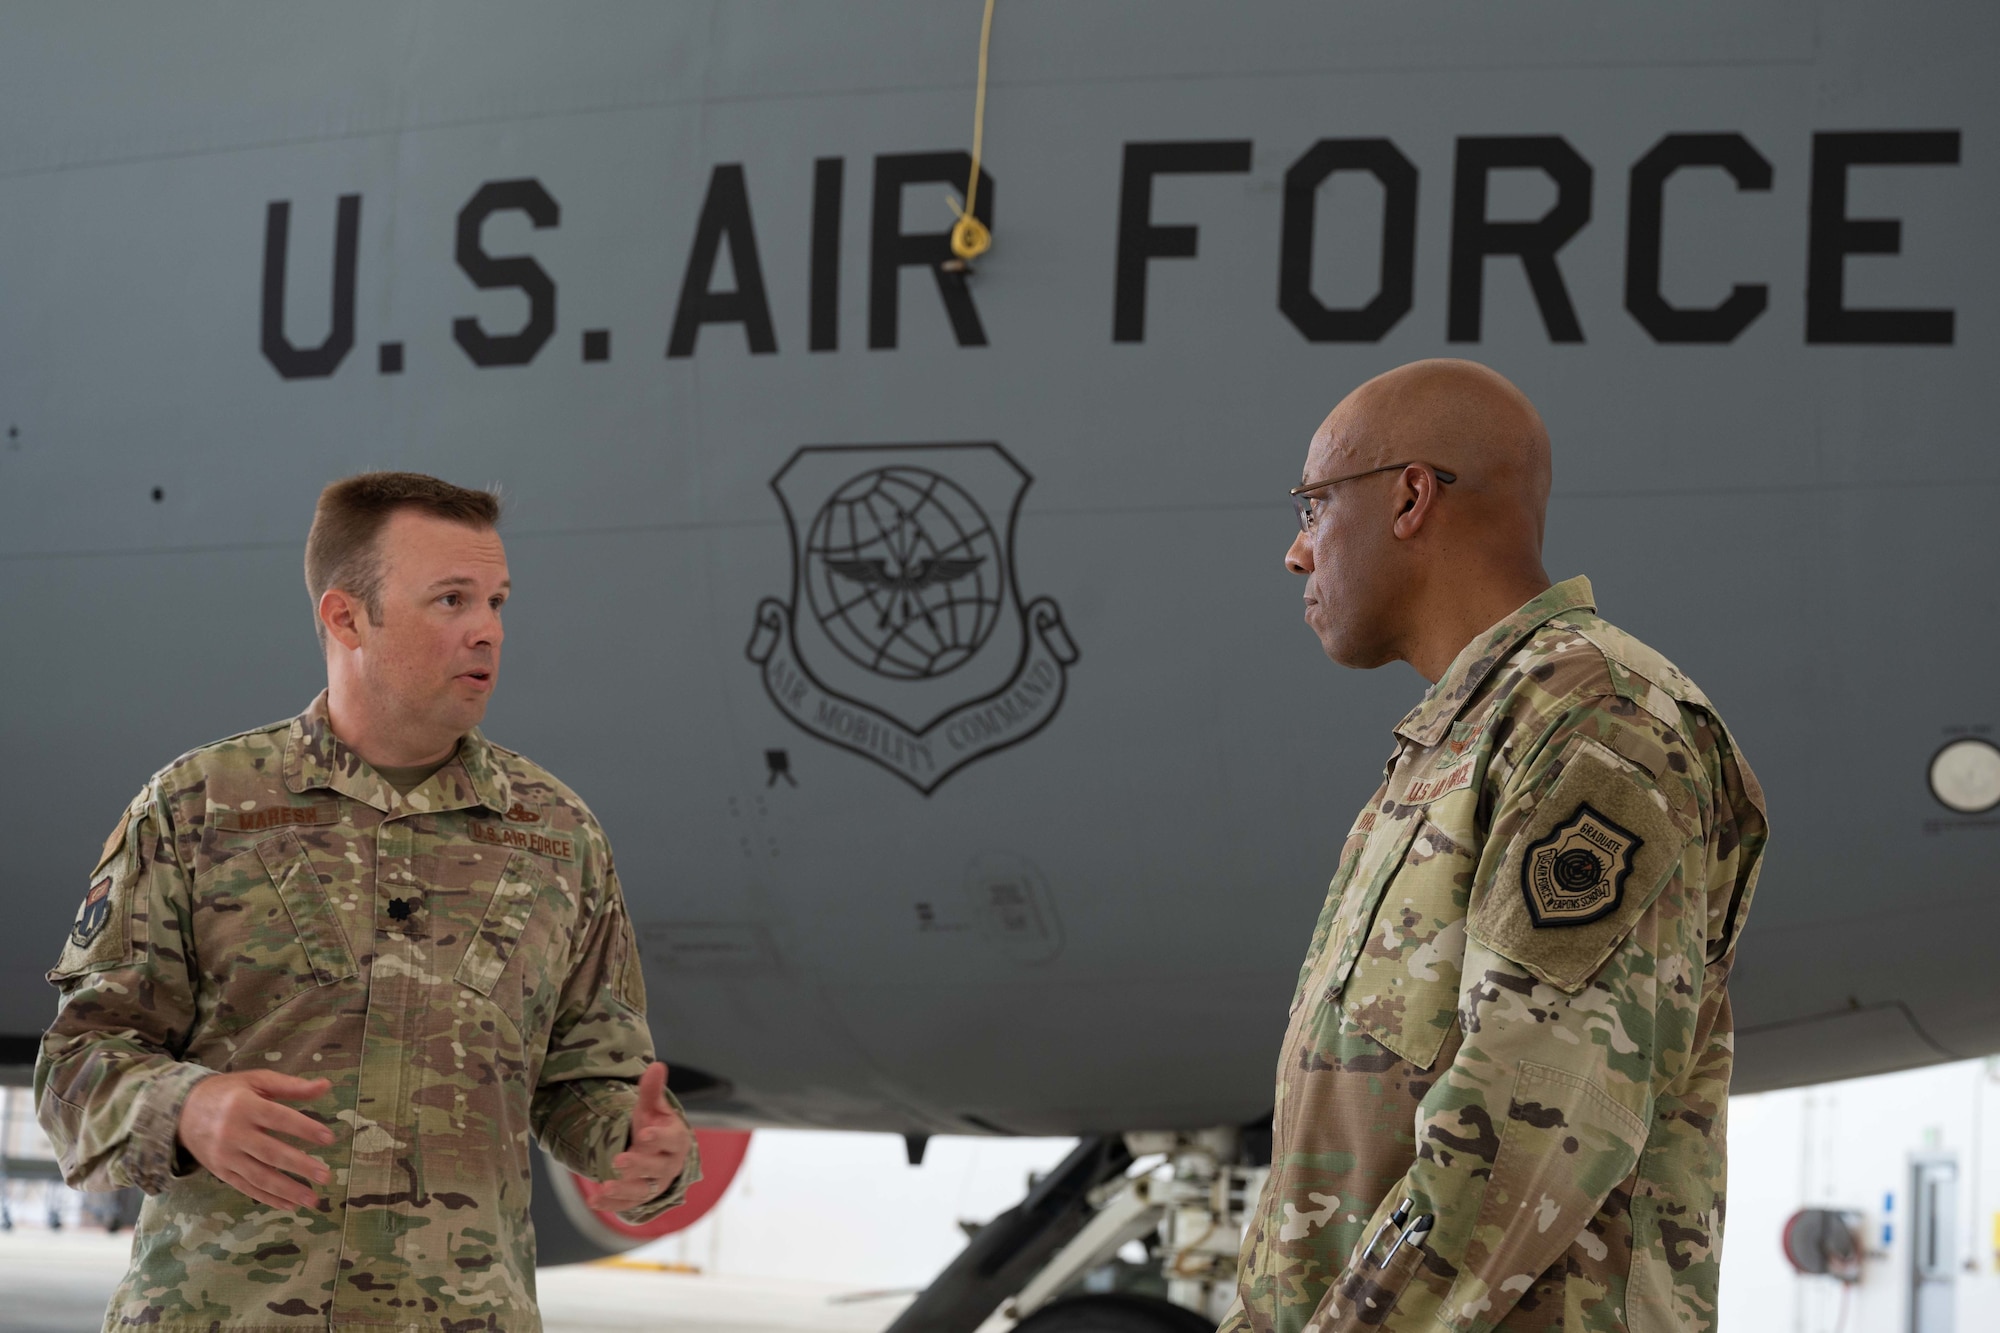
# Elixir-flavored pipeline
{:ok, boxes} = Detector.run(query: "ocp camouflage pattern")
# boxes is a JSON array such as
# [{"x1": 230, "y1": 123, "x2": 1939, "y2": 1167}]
[
  {"x1": 36, "y1": 694, "x2": 699, "y2": 1332},
  {"x1": 1223, "y1": 577, "x2": 1767, "y2": 1333}
]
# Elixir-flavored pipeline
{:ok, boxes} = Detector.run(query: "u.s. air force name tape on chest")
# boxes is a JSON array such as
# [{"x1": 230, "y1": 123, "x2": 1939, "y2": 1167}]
[
  {"x1": 1469, "y1": 735, "x2": 1690, "y2": 993},
  {"x1": 1401, "y1": 755, "x2": 1476, "y2": 805},
  {"x1": 469, "y1": 820, "x2": 576, "y2": 862}
]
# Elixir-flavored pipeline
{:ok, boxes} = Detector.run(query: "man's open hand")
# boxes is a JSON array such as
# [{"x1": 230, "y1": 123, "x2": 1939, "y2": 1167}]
[
  {"x1": 597, "y1": 1061, "x2": 692, "y2": 1212},
  {"x1": 177, "y1": 1070, "x2": 334, "y2": 1210}
]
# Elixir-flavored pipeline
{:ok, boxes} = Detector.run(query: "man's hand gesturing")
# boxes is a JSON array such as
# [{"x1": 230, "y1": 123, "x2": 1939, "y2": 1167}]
[
  {"x1": 178, "y1": 1070, "x2": 334, "y2": 1210},
  {"x1": 597, "y1": 1061, "x2": 692, "y2": 1213}
]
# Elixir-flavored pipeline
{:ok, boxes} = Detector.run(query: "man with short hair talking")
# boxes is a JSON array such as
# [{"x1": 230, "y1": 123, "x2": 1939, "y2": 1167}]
[
  {"x1": 1223, "y1": 361, "x2": 1768, "y2": 1333},
  {"x1": 37, "y1": 472, "x2": 696, "y2": 1331}
]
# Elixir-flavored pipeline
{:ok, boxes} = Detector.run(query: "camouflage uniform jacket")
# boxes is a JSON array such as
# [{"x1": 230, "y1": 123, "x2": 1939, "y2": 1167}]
[
  {"x1": 1224, "y1": 578, "x2": 1767, "y2": 1333},
  {"x1": 36, "y1": 694, "x2": 699, "y2": 1332}
]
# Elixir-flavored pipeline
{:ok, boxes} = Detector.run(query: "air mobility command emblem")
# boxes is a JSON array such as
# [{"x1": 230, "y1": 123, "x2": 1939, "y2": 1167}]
[
  {"x1": 71, "y1": 877, "x2": 113, "y2": 947},
  {"x1": 746, "y1": 442, "x2": 1078, "y2": 795},
  {"x1": 1522, "y1": 803, "x2": 1641, "y2": 926}
]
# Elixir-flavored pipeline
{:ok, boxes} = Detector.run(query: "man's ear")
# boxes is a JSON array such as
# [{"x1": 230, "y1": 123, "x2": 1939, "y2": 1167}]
[
  {"x1": 319, "y1": 589, "x2": 366, "y2": 651},
  {"x1": 1390, "y1": 465, "x2": 1443, "y2": 541}
]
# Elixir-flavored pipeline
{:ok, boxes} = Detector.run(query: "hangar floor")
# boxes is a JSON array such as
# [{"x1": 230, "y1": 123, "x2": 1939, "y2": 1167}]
[{"x1": 0, "y1": 1229, "x2": 913, "y2": 1333}]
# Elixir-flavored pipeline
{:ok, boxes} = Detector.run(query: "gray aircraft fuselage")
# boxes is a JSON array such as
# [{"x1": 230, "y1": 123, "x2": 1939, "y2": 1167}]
[{"x1": 2, "y1": 1, "x2": 1995, "y2": 1137}]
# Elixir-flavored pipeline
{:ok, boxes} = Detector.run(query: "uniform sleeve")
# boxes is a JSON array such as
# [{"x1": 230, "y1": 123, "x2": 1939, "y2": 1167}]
[
  {"x1": 530, "y1": 848, "x2": 701, "y2": 1224},
  {"x1": 34, "y1": 784, "x2": 214, "y2": 1195},
  {"x1": 1301, "y1": 701, "x2": 1710, "y2": 1333}
]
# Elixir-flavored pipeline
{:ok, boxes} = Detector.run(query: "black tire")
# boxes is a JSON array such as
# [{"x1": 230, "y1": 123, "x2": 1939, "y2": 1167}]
[{"x1": 1012, "y1": 1294, "x2": 1216, "y2": 1333}]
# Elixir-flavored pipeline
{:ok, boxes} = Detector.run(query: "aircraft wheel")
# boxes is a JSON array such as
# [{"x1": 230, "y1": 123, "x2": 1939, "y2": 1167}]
[{"x1": 1012, "y1": 1294, "x2": 1215, "y2": 1333}]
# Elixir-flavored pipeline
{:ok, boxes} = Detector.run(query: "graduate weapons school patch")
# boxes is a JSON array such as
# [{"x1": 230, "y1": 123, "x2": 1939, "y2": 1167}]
[
  {"x1": 1522, "y1": 803, "x2": 1640, "y2": 926},
  {"x1": 1469, "y1": 734, "x2": 1691, "y2": 994}
]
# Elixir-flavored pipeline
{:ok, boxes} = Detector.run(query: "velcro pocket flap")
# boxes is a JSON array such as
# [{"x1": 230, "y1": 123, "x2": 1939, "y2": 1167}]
[
  {"x1": 255, "y1": 829, "x2": 357, "y2": 986},
  {"x1": 1316, "y1": 814, "x2": 1427, "y2": 1011},
  {"x1": 1470, "y1": 737, "x2": 1689, "y2": 994},
  {"x1": 455, "y1": 851, "x2": 546, "y2": 997},
  {"x1": 1340, "y1": 812, "x2": 1474, "y2": 1071}
]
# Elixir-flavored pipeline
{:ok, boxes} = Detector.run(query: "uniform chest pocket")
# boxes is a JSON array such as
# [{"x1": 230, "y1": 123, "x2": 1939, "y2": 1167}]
[
  {"x1": 1330, "y1": 790, "x2": 1480, "y2": 1071},
  {"x1": 454, "y1": 851, "x2": 571, "y2": 1002},
  {"x1": 1313, "y1": 814, "x2": 1427, "y2": 1012},
  {"x1": 192, "y1": 831, "x2": 357, "y2": 1036},
  {"x1": 256, "y1": 832, "x2": 360, "y2": 986}
]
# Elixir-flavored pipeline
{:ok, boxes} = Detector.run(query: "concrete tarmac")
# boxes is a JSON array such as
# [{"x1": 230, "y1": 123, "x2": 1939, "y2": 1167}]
[{"x1": 0, "y1": 1228, "x2": 915, "y2": 1333}]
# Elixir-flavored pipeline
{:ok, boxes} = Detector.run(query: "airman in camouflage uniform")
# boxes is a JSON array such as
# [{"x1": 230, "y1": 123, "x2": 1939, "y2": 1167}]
[
  {"x1": 37, "y1": 473, "x2": 697, "y2": 1332},
  {"x1": 1227, "y1": 364, "x2": 1768, "y2": 1333},
  {"x1": 38, "y1": 699, "x2": 697, "y2": 1331}
]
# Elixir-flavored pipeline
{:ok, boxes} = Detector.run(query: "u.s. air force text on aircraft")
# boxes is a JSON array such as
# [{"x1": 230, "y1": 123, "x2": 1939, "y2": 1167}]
[{"x1": 260, "y1": 130, "x2": 1962, "y2": 381}]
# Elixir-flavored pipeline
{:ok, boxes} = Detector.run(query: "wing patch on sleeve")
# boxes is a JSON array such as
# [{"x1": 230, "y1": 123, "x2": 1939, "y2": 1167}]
[
  {"x1": 1472, "y1": 737, "x2": 1689, "y2": 993},
  {"x1": 51, "y1": 866, "x2": 134, "y2": 979}
]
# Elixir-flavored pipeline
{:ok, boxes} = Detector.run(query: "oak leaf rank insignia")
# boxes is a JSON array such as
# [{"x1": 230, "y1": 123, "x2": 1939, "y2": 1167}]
[{"x1": 1521, "y1": 803, "x2": 1641, "y2": 927}]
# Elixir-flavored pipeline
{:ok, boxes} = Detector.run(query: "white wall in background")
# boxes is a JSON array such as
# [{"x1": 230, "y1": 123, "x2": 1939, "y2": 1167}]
[{"x1": 1723, "y1": 1057, "x2": 2000, "y2": 1333}]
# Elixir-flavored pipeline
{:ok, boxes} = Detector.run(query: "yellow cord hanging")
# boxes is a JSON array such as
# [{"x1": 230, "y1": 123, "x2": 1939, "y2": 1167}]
[{"x1": 948, "y1": 0, "x2": 997, "y2": 264}]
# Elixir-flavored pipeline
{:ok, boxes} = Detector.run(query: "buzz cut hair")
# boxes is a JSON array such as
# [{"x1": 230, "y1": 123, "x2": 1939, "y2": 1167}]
[{"x1": 304, "y1": 472, "x2": 502, "y2": 650}]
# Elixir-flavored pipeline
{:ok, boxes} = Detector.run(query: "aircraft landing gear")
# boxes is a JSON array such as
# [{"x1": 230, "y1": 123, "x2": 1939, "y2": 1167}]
[
  {"x1": 888, "y1": 1125, "x2": 1269, "y2": 1333},
  {"x1": 886, "y1": 1136, "x2": 1136, "y2": 1333},
  {"x1": 1008, "y1": 1127, "x2": 1267, "y2": 1328}
]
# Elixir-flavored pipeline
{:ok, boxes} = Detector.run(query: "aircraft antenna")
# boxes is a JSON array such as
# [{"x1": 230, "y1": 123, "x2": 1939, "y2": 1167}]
[{"x1": 946, "y1": 0, "x2": 997, "y2": 267}]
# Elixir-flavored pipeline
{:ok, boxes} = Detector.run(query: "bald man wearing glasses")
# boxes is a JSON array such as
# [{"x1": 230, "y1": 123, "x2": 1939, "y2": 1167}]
[{"x1": 1222, "y1": 360, "x2": 1769, "y2": 1333}]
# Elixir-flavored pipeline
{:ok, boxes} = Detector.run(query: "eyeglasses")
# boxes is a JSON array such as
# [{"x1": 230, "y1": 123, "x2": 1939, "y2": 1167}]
[{"x1": 1289, "y1": 462, "x2": 1456, "y2": 533}]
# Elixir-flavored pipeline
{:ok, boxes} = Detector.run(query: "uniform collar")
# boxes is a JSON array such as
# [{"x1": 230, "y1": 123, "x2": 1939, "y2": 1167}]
[
  {"x1": 1392, "y1": 576, "x2": 1595, "y2": 748},
  {"x1": 284, "y1": 690, "x2": 511, "y2": 816}
]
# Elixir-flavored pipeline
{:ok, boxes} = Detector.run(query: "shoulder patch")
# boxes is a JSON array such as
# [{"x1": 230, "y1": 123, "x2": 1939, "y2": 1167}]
[
  {"x1": 71, "y1": 877, "x2": 114, "y2": 947},
  {"x1": 52, "y1": 866, "x2": 134, "y2": 980},
  {"x1": 55, "y1": 799, "x2": 150, "y2": 979},
  {"x1": 1471, "y1": 736, "x2": 1690, "y2": 993},
  {"x1": 1521, "y1": 803, "x2": 1640, "y2": 926}
]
